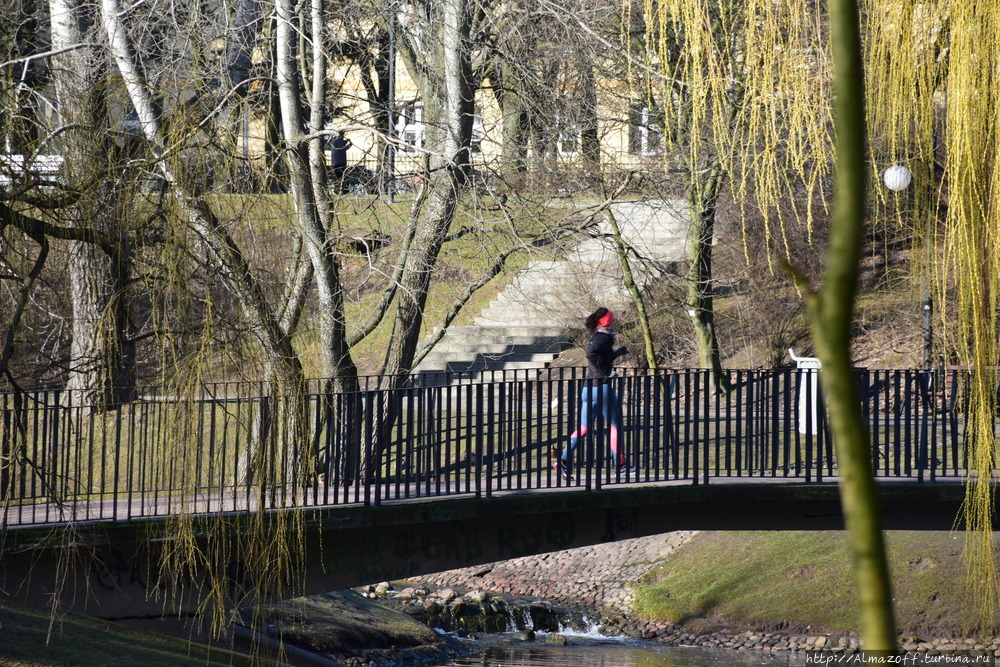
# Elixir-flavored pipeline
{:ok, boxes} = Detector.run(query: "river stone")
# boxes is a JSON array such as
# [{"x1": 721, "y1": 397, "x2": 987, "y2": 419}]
[
  {"x1": 242, "y1": 590, "x2": 465, "y2": 664},
  {"x1": 545, "y1": 633, "x2": 569, "y2": 646},
  {"x1": 375, "y1": 581, "x2": 392, "y2": 595},
  {"x1": 527, "y1": 603, "x2": 560, "y2": 632},
  {"x1": 465, "y1": 590, "x2": 490, "y2": 603}
]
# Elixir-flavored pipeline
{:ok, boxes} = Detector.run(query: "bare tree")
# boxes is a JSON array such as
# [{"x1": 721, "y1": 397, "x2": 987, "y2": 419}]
[
  {"x1": 274, "y1": 0, "x2": 359, "y2": 391},
  {"x1": 4, "y1": 0, "x2": 139, "y2": 406},
  {"x1": 100, "y1": 0, "x2": 303, "y2": 389},
  {"x1": 379, "y1": 0, "x2": 478, "y2": 387}
]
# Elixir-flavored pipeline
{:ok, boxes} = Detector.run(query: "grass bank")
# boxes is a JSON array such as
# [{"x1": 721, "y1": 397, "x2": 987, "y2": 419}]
[
  {"x1": 634, "y1": 531, "x2": 994, "y2": 639},
  {"x1": 0, "y1": 595, "x2": 268, "y2": 666},
  {"x1": 0, "y1": 590, "x2": 466, "y2": 666}
]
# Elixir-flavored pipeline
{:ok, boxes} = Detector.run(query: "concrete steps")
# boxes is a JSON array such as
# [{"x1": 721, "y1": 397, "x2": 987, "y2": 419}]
[
  {"x1": 411, "y1": 199, "x2": 690, "y2": 384},
  {"x1": 413, "y1": 325, "x2": 571, "y2": 385}
]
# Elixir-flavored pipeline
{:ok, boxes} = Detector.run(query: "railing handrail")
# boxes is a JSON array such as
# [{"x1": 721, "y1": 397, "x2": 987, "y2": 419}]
[
  {"x1": 0, "y1": 367, "x2": 981, "y2": 528},
  {"x1": 1, "y1": 364, "x2": 969, "y2": 400}
]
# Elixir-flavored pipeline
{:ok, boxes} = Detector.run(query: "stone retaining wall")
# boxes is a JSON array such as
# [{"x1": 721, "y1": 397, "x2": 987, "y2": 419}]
[{"x1": 407, "y1": 532, "x2": 696, "y2": 617}]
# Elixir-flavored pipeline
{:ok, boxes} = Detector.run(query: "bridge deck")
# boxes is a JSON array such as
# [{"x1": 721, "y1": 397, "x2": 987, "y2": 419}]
[{"x1": 2, "y1": 473, "x2": 974, "y2": 531}]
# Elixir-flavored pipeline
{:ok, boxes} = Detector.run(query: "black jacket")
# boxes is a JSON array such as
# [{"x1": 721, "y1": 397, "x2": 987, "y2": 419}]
[{"x1": 586, "y1": 331, "x2": 626, "y2": 379}]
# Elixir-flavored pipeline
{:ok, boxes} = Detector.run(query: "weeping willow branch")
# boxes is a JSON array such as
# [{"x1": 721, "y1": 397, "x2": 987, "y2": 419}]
[
  {"x1": 941, "y1": 1, "x2": 1000, "y2": 636},
  {"x1": 0, "y1": 233, "x2": 47, "y2": 381}
]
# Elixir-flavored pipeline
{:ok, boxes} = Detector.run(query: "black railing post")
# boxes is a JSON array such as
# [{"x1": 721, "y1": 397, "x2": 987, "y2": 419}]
[
  {"x1": 497, "y1": 381, "x2": 507, "y2": 490},
  {"x1": 375, "y1": 389, "x2": 386, "y2": 507},
  {"x1": 802, "y1": 370, "x2": 813, "y2": 483},
  {"x1": 893, "y1": 370, "x2": 902, "y2": 476},
  {"x1": 486, "y1": 382, "x2": 495, "y2": 498},
  {"x1": 691, "y1": 370, "x2": 700, "y2": 485},
  {"x1": 364, "y1": 390, "x2": 375, "y2": 507},
  {"x1": 475, "y1": 382, "x2": 483, "y2": 498},
  {"x1": 112, "y1": 395, "x2": 123, "y2": 521},
  {"x1": 682, "y1": 370, "x2": 691, "y2": 480},
  {"x1": 702, "y1": 370, "x2": 710, "y2": 486},
  {"x1": 770, "y1": 369, "x2": 780, "y2": 477},
  {"x1": 916, "y1": 370, "x2": 930, "y2": 483},
  {"x1": 351, "y1": 389, "x2": 364, "y2": 505}
]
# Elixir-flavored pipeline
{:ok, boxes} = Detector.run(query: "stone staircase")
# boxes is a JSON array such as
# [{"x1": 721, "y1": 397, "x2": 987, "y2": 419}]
[
  {"x1": 411, "y1": 325, "x2": 571, "y2": 385},
  {"x1": 411, "y1": 199, "x2": 691, "y2": 384}
]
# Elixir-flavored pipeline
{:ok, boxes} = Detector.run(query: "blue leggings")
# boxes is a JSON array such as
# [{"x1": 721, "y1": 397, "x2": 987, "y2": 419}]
[{"x1": 561, "y1": 384, "x2": 623, "y2": 466}]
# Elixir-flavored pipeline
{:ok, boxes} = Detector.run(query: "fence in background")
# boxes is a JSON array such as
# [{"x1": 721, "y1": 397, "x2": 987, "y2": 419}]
[{"x1": 0, "y1": 367, "x2": 977, "y2": 528}]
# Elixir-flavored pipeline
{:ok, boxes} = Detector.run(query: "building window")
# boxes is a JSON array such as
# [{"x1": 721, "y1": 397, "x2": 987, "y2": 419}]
[
  {"x1": 395, "y1": 102, "x2": 423, "y2": 156},
  {"x1": 629, "y1": 105, "x2": 663, "y2": 156}
]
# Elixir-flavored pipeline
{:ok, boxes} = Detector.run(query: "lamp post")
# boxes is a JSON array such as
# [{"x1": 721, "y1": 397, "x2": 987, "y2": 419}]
[{"x1": 883, "y1": 164, "x2": 931, "y2": 369}]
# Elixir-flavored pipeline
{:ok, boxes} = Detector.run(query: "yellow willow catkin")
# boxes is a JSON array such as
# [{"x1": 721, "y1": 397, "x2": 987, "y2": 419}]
[
  {"x1": 944, "y1": 0, "x2": 1000, "y2": 634},
  {"x1": 625, "y1": 0, "x2": 998, "y2": 633}
]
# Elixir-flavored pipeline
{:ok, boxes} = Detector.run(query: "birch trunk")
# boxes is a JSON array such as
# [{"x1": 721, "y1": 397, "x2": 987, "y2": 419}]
[
  {"x1": 274, "y1": 0, "x2": 358, "y2": 390},
  {"x1": 101, "y1": 0, "x2": 306, "y2": 485}
]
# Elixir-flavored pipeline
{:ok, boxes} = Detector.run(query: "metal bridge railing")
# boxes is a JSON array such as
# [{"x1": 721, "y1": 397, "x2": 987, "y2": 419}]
[{"x1": 0, "y1": 367, "x2": 975, "y2": 527}]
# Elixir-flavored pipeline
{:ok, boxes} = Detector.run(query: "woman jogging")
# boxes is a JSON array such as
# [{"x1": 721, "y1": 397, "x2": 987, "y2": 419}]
[{"x1": 554, "y1": 307, "x2": 632, "y2": 479}]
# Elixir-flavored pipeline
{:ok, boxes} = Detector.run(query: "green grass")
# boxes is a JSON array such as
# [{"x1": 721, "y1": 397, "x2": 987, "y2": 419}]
[
  {"x1": 0, "y1": 596, "x2": 271, "y2": 666},
  {"x1": 275, "y1": 193, "x2": 586, "y2": 377},
  {"x1": 634, "y1": 531, "x2": 992, "y2": 638}
]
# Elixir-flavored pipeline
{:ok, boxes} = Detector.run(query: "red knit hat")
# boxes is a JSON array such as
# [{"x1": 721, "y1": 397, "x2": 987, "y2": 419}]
[{"x1": 597, "y1": 310, "x2": 614, "y2": 328}]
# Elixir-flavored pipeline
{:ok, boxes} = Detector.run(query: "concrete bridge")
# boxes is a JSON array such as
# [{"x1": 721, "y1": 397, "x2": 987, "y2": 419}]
[
  {"x1": 0, "y1": 479, "x2": 979, "y2": 622},
  {"x1": 0, "y1": 366, "x2": 987, "y2": 621}
]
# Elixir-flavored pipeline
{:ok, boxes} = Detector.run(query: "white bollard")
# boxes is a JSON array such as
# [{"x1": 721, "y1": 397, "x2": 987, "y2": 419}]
[{"x1": 788, "y1": 348, "x2": 822, "y2": 435}]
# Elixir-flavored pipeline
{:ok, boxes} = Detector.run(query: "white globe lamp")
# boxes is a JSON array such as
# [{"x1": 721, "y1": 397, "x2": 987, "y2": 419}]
[{"x1": 883, "y1": 165, "x2": 912, "y2": 192}]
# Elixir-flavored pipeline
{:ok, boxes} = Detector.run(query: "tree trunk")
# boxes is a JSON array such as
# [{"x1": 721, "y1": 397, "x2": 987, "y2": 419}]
[
  {"x1": 812, "y1": 0, "x2": 896, "y2": 651},
  {"x1": 383, "y1": 0, "x2": 475, "y2": 386},
  {"x1": 274, "y1": 0, "x2": 358, "y2": 388},
  {"x1": 51, "y1": 0, "x2": 135, "y2": 409},
  {"x1": 578, "y1": 58, "x2": 600, "y2": 183},
  {"x1": 496, "y1": 62, "x2": 528, "y2": 183},
  {"x1": 685, "y1": 165, "x2": 728, "y2": 390},
  {"x1": 381, "y1": 182, "x2": 461, "y2": 383}
]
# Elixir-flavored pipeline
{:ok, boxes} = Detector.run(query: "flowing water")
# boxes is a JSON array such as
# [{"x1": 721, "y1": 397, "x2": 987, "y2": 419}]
[
  {"x1": 438, "y1": 641, "x2": 810, "y2": 666},
  {"x1": 399, "y1": 589, "x2": 981, "y2": 667},
  {"x1": 429, "y1": 619, "x2": 814, "y2": 667},
  {"x1": 433, "y1": 633, "x2": 985, "y2": 667}
]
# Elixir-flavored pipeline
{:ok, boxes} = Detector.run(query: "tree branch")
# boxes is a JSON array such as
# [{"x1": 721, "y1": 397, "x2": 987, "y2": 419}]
[{"x1": 0, "y1": 201, "x2": 119, "y2": 260}]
